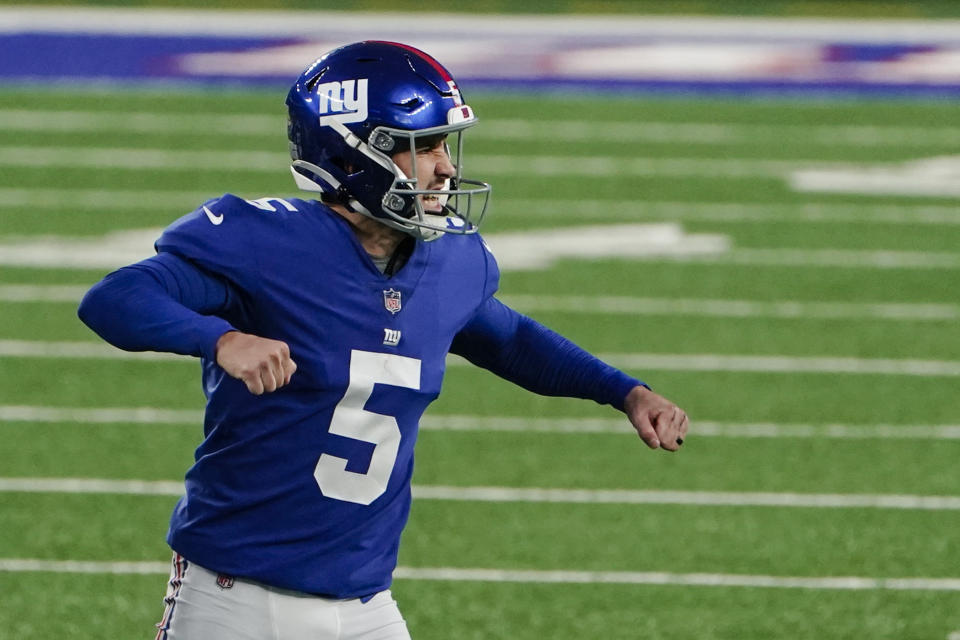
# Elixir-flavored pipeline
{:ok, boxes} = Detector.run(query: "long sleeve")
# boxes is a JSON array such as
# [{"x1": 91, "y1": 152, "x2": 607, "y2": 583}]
[
  {"x1": 77, "y1": 252, "x2": 238, "y2": 361},
  {"x1": 450, "y1": 297, "x2": 647, "y2": 412}
]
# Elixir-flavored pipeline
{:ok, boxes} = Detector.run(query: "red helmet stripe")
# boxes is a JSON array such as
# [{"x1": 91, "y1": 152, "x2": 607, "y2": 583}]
[{"x1": 371, "y1": 40, "x2": 454, "y2": 82}]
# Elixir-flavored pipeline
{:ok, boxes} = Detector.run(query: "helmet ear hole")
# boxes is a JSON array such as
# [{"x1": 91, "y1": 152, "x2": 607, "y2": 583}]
[
  {"x1": 369, "y1": 131, "x2": 396, "y2": 152},
  {"x1": 383, "y1": 193, "x2": 407, "y2": 213}
]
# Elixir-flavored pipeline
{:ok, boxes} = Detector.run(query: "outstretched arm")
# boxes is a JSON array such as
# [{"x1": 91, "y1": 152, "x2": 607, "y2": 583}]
[
  {"x1": 451, "y1": 296, "x2": 689, "y2": 451},
  {"x1": 78, "y1": 252, "x2": 295, "y2": 395}
]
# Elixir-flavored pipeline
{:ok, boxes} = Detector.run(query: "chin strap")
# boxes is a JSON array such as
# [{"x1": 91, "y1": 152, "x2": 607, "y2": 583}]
[
  {"x1": 290, "y1": 162, "x2": 335, "y2": 193},
  {"x1": 290, "y1": 162, "x2": 445, "y2": 242}
]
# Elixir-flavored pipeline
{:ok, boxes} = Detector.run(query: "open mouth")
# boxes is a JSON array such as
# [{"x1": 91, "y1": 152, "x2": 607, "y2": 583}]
[{"x1": 420, "y1": 192, "x2": 446, "y2": 210}]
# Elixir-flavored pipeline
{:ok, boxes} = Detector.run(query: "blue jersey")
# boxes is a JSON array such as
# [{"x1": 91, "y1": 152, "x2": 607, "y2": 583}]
[
  {"x1": 78, "y1": 193, "x2": 643, "y2": 600},
  {"x1": 155, "y1": 194, "x2": 499, "y2": 599}
]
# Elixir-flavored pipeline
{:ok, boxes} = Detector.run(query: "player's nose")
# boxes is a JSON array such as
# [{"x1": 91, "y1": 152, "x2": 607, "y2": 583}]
[{"x1": 435, "y1": 153, "x2": 455, "y2": 179}]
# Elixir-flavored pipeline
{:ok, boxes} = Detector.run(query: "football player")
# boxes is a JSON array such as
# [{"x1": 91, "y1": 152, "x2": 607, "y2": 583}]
[{"x1": 78, "y1": 40, "x2": 689, "y2": 640}]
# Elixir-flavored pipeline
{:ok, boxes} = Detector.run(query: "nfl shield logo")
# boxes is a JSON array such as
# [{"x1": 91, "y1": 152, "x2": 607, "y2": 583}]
[
  {"x1": 216, "y1": 574, "x2": 234, "y2": 589},
  {"x1": 383, "y1": 288, "x2": 402, "y2": 314}
]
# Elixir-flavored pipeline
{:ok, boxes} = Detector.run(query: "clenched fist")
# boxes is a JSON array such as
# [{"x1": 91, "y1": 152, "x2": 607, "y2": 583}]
[
  {"x1": 624, "y1": 385, "x2": 689, "y2": 452},
  {"x1": 215, "y1": 331, "x2": 297, "y2": 395}
]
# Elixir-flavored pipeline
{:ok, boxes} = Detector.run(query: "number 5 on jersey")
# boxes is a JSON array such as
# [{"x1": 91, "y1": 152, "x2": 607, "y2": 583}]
[{"x1": 315, "y1": 350, "x2": 421, "y2": 505}]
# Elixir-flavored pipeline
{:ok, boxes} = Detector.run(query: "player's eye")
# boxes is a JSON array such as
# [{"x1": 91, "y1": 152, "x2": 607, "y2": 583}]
[{"x1": 415, "y1": 134, "x2": 446, "y2": 153}]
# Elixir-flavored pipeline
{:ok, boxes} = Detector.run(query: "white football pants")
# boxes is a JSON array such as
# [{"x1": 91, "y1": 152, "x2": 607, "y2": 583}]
[{"x1": 155, "y1": 553, "x2": 411, "y2": 640}]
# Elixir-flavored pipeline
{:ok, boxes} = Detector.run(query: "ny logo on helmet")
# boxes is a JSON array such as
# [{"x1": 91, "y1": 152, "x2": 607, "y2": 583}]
[{"x1": 317, "y1": 78, "x2": 368, "y2": 126}]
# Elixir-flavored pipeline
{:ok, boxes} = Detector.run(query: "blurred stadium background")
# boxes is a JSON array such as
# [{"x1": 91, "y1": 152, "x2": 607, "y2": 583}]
[{"x1": 1, "y1": 1, "x2": 959, "y2": 639}]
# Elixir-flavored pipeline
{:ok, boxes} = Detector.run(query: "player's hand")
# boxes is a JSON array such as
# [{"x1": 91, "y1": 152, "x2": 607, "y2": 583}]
[
  {"x1": 623, "y1": 385, "x2": 689, "y2": 451},
  {"x1": 214, "y1": 331, "x2": 297, "y2": 395}
]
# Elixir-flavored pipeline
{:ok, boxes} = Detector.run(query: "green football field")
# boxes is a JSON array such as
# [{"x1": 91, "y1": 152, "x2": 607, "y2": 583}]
[{"x1": 0, "y1": 86, "x2": 958, "y2": 639}]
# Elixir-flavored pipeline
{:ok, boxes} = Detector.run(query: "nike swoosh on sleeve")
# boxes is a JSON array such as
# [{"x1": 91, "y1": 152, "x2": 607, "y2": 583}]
[{"x1": 203, "y1": 206, "x2": 224, "y2": 225}]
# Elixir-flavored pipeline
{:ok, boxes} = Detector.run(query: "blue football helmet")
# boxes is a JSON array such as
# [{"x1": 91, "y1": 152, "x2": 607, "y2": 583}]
[{"x1": 286, "y1": 41, "x2": 491, "y2": 241}]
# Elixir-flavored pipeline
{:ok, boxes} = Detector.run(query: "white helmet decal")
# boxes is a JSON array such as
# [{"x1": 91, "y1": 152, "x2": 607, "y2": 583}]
[{"x1": 316, "y1": 78, "x2": 369, "y2": 126}]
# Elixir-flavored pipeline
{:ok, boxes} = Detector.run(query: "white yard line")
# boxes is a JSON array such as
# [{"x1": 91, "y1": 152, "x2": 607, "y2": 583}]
[
  {"x1": 3, "y1": 109, "x2": 958, "y2": 148},
  {"x1": 0, "y1": 145, "x2": 851, "y2": 178},
  {"x1": 0, "y1": 559, "x2": 170, "y2": 574},
  {"x1": 393, "y1": 568, "x2": 960, "y2": 592},
  {"x1": 0, "y1": 284, "x2": 90, "y2": 302},
  {"x1": 500, "y1": 294, "x2": 960, "y2": 321},
  {"x1": 0, "y1": 146, "x2": 288, "y2": 171},
  {"x1": 0, "y1": 187, "x2": 217, "y2": 210},
  {"x1": 2, "y1": 477, "x2": 959, "y2": 511},
  {"x1": 0, "y1": 110, "x2": 282, "y2": 135},
  {"x1": 448, "y1": 352, "x2": 960, "y2": 376},
  {"x1": 4, "y1": 405, "x2": 960, "y2": 441},
  {"x1": 507, "y1": 199, "x2": 960, "y2": 226},
  {"x1": 685, "y1": 247, "x2": 960, "y2": 270},
  {"x1": 3, "y1": 189, "x2": 958, "y2": 228},
  {"x1": 0, "y1": 340, "x2": 187, "y2": 361},
  {"x1": 5, "y1": 285, "x2": 960, "y2": 321},
  {"x1": 411, "y1": 486, "x2": 960, "y2": 510},
  {"x1": 0, "y1": 557, "x2": 957, "y2": 592},
  {"x1": 482, "y1": 119, "x2": 960, "y2": 148},
  {"x1": 0, "y1": 477, "x2": 185, "y2": 495},
  {"x1": 478, "y1": 155, "x2": 827, "y2": 179},
  {"x1": 596, "y1": 352, "x2": 960, "y2": 376},
  {"x1": 422, "y1": 415, "x2": 960, "y2": 441},
  {"x1": 4, "y1": 340, "x2": 960, "y2": 375},
  {"x1": 0, "y1": 405, "x2": 202, "y2": 424},
  {"x1": 3, "y1": 239, "x2": 959, "y2": 270}
]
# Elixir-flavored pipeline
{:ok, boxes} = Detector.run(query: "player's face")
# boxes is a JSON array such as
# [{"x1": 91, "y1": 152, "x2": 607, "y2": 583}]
[{"x1": 392, "y1": 134, "x2": 455, "y2": 214}]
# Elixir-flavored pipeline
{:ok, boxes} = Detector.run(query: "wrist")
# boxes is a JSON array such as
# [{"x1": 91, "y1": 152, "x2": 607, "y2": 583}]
[
  {"x1": 623, "y1": 384, "x2": 651, "y2": 412},
  {"x1": 199, "y1": 322, "x2": 237, "y2": 361}
]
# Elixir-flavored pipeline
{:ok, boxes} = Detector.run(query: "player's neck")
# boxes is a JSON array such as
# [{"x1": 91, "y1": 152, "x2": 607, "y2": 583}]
[{"x1": 331, "y1": 205, "x2": 408, "y2": 259}]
